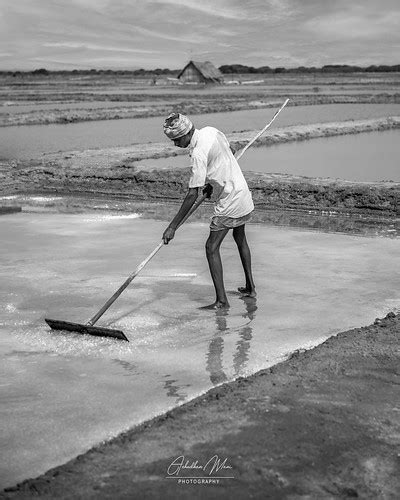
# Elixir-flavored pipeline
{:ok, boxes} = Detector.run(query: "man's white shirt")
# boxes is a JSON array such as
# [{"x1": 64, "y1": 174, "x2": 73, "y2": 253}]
[{"x1": 188, "y1": 127, "x2": 254, "y2": 218}]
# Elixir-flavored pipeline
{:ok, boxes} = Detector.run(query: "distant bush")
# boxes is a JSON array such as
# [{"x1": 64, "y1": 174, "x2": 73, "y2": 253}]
[
  {"x1": 219, "y1": 64, "x2": 257, "y2": 74},
  {"x1": 257, "y1": 65, "x2": 273, "y2": 73},
  {"x1": 365, "y1": 64, "x2": 400, "y2": 72},
  {"x1": 31, "y1": 68, "x2": 49, "y2": 75}
]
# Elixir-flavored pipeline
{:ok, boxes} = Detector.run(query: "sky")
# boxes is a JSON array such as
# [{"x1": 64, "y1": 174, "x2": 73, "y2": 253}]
[{"x1": 0, "y1": 0, "x2": 399, "y2": 70}]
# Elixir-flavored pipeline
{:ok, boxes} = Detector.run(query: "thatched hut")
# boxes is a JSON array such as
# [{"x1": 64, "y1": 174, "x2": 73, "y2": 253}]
[{"x1": 177, "y1": 60, "x2": 224, "y2": 84}]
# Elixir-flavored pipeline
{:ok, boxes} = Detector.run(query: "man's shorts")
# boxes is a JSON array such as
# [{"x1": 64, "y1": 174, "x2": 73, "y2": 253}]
[{"x1": 209, "y1": 212, "x2": 252, "y2": 232}]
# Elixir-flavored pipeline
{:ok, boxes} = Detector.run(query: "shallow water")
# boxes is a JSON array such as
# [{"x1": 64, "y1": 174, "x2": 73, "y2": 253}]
[
  {"x1": 1, "y1": 211, "x2": 399, "y2": 488},
  {"x1": 1, "y1": 103, "x2": 399, "y2": 160},
  {"x1": 134, "y1": 129, "x2": 400, "y2": 182},
  {"x1": 240, "y1": 129, "x2": 400, "y2": 181}
]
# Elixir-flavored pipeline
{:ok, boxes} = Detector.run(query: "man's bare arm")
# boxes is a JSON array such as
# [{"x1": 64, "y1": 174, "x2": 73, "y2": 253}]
[{"x1": 163, "y1": 187, "x2": 199, "y2": 244}]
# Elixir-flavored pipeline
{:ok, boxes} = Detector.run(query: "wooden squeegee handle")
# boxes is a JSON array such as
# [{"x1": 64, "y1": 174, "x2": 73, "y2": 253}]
[
  {"x1": 235, "y1": 98, "x2": 289, "y2": 160},
  {"x1": 86, "y1": 193, "x2": 208, "y2": 326},
  {"x1": 87, "y1": 98, "x2": 289, "y2": 327}
]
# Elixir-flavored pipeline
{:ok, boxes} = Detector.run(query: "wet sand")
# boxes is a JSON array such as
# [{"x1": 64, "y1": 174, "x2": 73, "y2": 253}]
[{"x1": 2, "y1": 312, "x2": 399, "y2": 498}]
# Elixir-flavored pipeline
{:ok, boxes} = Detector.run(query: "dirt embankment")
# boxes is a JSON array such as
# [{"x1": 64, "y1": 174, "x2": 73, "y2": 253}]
[
  {"x1": 2, "y1": 312, "x2": 399, "y2": 499},
  {"x1": 1, "y1": 93, "x2": 400, "y2": 127},
  {"x1": 2, "y1": 118, "x2": 399, "y2": 216}
]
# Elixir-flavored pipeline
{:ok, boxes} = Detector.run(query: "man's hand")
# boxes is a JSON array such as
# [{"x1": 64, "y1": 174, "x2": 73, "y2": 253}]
[
  {"x1": 163, "y1": 226, "x2": 176, "y2": 244},
  {"x1": 162, "y1": 187, "x2": 198, "y2": 244},
  {"x1": 202, "y1": 183, "x2": 213, "y2": 199}
]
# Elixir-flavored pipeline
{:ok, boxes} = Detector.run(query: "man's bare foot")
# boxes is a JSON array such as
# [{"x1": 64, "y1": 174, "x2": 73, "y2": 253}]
[
  {"x1": 238, "y1": 286, "x2": 257, "y2": 297},
  {"x1": 237, "y1": 286, "x2": 257, "y2": 298},
  {"x1": 199, "y1": 301, "x2": 230, "y2": 310}
]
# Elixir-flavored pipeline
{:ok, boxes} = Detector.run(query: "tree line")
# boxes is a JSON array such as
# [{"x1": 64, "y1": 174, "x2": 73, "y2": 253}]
[
  {"x1": 0, "y1": 68, "x2": 178, "y2": 77},
  {"x1": 1, "y1": 64, "x2": 400, "y2": 77},
  {"x1": 219, "y1": 64, "x2": 400, "y2": 74}
]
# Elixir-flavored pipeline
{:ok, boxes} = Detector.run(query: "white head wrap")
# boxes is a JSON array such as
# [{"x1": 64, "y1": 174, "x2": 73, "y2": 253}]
[{"x1": 163, "y1": 113, "x2": 193, "y2": 139}]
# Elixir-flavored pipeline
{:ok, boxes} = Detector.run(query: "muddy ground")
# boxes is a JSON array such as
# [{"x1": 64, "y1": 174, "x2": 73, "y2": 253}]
[
  {"x1": 2, "y1": 312, "x2": 399, "y2": 499},
  {"x1": 2, "y1": 93, "x2": 400, "y2": 127},
  {"x1": 2, "y1": 118, "x2": 400, "y2": 217},
  {"x1": 1, "y1": 71, "x2": 399, "y2": 126},
  {"x1": 2, "y1": 73, "x2": 399, "y2": 216}
]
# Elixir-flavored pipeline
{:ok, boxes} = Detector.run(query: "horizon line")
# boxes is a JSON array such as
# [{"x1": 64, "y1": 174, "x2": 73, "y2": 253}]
[{"x1": 1, "y1": 62, "x2": 400, "y2": 73}]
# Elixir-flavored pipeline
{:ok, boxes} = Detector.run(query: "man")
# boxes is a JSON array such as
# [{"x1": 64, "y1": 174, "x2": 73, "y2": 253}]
[{"x1": 162, "y1": 112, "x2": 256, "y2": 309}]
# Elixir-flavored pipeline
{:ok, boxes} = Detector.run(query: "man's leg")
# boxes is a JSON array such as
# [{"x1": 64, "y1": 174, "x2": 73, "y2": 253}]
[
  {"x1": 232, "y1": 224, "x2": 256, "y2": 297},
  {"x1": 203, "y1": 229, "x2": 230, "y2": 309}
]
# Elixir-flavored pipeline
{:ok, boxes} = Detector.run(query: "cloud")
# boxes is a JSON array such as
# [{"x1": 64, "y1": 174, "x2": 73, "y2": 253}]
[
  {"x1": 70, "y1": 0, "x2": 111, "y2": 8},
  {"x1": 305, "y1": 10, "x2": 400, "y2": 40},
  {"x1": 154, "y1": 0, "x2": 238, "y2": 19},
  {"x1": 154, "y1": 0, "x2": 248, "y2": 20},
  {"x1": 43, "y1": 42, "x2": 160, "y2": 54},
  {"x1": 0, "y1": 0, "x2": 399, "y2": 69},
  {"x1": 154, "y1": 0, "x2": 293, "y2": 21},
  {"x1": 133, "y1": 26, "x2": 208, "y2": 44}
]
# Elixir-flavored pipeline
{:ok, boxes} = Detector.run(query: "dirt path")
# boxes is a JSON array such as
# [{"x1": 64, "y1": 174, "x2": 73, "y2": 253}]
[{"x1": 2, "y1": 312, "x2": 399, "y2": 499}]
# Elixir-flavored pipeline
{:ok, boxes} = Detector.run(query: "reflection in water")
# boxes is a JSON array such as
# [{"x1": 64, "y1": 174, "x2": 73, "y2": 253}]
[
  {"x1": 112, "y1": 358, "x2": 138, "y2": 375},
  {"x1": 113, "y1": 295, "x2": 258, "y2": 397},
  {"x1": 163, "y1": 375, "x2": 190, "y2": 404},
  {"x1": 207, "y1": 336, "x2": 228, "y2": 385},
  {"x1": 206, "y1": 297, "x2": 257, "y2": 385}
]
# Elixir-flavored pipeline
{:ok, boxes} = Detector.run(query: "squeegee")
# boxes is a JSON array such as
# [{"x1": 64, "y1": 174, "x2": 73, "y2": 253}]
[
  {"x1": 45, "y1": 192, "x2": 207, "y2": 342},
  {"x1": 45, "y1": 98, "x2": 289, "y2": 341}
]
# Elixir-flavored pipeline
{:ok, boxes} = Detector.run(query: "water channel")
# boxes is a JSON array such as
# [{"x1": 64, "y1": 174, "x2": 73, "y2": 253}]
[
  {"x1": 132, "y1": 129, "x2": 400, "y2": 182},
  {"x1": 1, "y1": 103, "x2": 399, "y2": 160}
]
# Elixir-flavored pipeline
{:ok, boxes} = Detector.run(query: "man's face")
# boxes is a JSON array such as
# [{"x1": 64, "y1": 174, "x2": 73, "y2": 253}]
[{"x1": 173, "y1": 133, "x2": 191, "y2": 148}]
